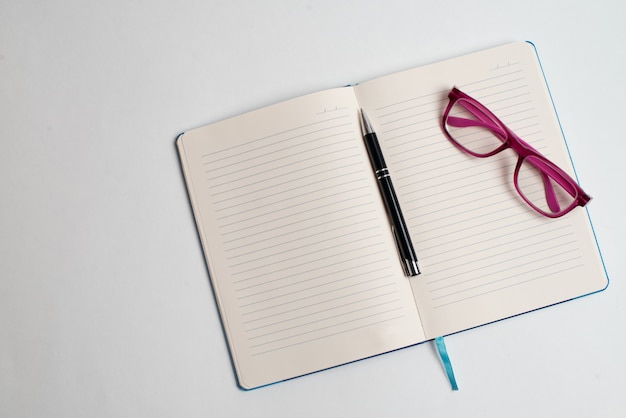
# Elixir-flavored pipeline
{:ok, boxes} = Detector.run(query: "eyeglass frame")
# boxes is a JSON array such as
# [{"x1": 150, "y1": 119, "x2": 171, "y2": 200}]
[{"x1": 441, "y1": 87, "x2": 591, "y2": 218}]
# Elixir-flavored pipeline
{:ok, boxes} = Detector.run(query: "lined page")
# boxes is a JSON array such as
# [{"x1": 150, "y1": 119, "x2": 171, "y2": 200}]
[
  {"x1": 178, "y1": 87, "x2": 423, "y2": 389},
  {"x1": 355, "y1": 42, "x2": 607, "y2": 338}
]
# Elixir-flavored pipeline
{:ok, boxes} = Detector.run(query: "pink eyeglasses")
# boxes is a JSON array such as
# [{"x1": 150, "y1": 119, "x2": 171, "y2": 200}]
[{"x1": 441, "y1": 87, "x2": 590, "y2": 218}]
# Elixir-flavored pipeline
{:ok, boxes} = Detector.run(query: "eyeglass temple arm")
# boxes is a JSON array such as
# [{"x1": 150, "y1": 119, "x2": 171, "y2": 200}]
[
  {"x1": 541, "y1": 169, "x2": 561, "y2": 212},
  {"x1": 524, "y1": 156, "x2": 583, "y2": 208},
  {"x1": 451, "y1": 100, "x2": 505, "y2": 135},
  {"x1": 447, "y1": 116, "x2": 502, "y2": 135}
]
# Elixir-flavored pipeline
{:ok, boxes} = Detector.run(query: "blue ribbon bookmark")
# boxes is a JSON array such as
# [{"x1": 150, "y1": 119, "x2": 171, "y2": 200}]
[{"x1": 435, "y1": 336, "x2": 458, "y2": 391}]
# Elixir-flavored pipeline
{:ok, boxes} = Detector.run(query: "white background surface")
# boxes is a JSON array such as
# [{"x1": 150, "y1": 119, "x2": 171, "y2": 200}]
[{"x1": 1, "y1": 1, "x2": 624, "y2": 417}]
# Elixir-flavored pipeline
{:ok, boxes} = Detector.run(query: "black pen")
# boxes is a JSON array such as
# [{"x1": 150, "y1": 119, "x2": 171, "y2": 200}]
[{"x1": 359, "y1": 109, "x2": 420, "y2": 276}]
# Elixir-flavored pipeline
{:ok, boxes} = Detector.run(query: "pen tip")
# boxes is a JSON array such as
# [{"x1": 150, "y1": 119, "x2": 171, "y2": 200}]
[{"x1": 359, "y1": 109, "x2": 374, "y2": 135}]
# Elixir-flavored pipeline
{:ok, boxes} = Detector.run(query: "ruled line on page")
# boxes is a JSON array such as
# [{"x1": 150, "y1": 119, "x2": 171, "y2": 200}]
[
  {"x1": 427, "y1": 234, "x2": 577, "y2": 277},
  {"x1": 426, "y1": 257, "x2": 584, "y2": 309},
  {"x1": 215, "y1": 176, "x2": 367, "y2": 220},
  {"x1": 249, "y1": 315, "x2": 406, "y2": 357},
  {"x1": 234, "y1": 255, "x2": 389, "y2": 296},
  {"x1": 210, "y1": 161, "x2": 362, "y2": 198},
  {"x1": 423, "y1": 222, "x2": 570, "y2": 263},
  {"x1": 247, "y1": 302, "x2": 403, "y2": 341},
  {"x1": 227, "y1": 229, "x2": 381, "y2": 270},
  {"x1": 200, "y1": 114, "x2": 351, "y2": 161},
  {"x1": 246, "y1": 295, "x2": 400, "y2": 334},
  {"x1": 241, "y1": 270, "x2": 391, "y2": 323},
  {"x1": 224, "y1": 210, "x2": 376, "y2": 254},
  {"x1": 203, "y1": 125, "x2": 353, "y2": 171},
  {"x1": 225, "y1": 217, "x2": 379, "y2": 260},
  {"x1": 247, "y1": 308, "x2": 403, "y2": 349},
  {"x1": 212, "y1": 165, "x2": 363, "y2": 205},
  {"x1": 241, "y1": 279, "x2": 397, "y2": 319},
  {"x1": 233, "y1": 250, "x2": 384, "y2": 287},
  {"x1": 221, "y1": 200, "x2": 373, "y2": 240},
  {"x1": 428, "y1": 245, "x2": 580, "y2": 293},
  {"x1": 230, "y1": 240, "x2": 385, "y2": 282},
  {"x1": 218, "y1": 187, "x2": 371, "y2": 231},
  {"x1": 206, "y1": 132, "x2": 355, "y2": 181},
  {"x1": 237, "y1": 265, "x2": 390, "y2": 303},
  {"x1": 208, "y1": 146, "x2": 361, "y2": 191}
]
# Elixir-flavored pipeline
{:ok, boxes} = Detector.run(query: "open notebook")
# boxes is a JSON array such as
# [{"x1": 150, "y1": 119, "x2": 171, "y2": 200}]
[{"x1": 177, "y1": 41, "x2": 608, "y2": 389}]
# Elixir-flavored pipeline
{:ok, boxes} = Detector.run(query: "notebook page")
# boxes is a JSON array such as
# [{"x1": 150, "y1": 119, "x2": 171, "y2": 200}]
[
  {"x1": 177, "y1": 87, "x2": 423, "y2": 389},
  {"x1": 354, "y1": 42, "x2": 607, "y2": 339}
]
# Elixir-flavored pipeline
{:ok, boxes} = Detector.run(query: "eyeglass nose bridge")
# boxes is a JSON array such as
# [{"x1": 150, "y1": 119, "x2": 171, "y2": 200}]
[{"x1": 502, "y1": 125, "x2": 543, "y2": 159}]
